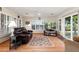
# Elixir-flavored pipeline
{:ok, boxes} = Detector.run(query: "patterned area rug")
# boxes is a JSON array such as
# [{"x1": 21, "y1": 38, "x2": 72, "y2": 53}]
[{"x1": 28, "y1": 36, "x2": 54, "y2": 47}]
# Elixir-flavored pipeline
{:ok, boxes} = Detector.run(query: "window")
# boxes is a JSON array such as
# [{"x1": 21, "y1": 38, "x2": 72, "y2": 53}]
[
  {"x1": 32, "y1": 25, "x2": 35, "y2": 30},
  {"x1": 0, "y1": 14, "x2": 17, "y2": 33},
  {"x1": 64, "y1": 15, "x2": 78, "y2": 39},
  {"x1": 72, "y1": 15, "x2": 78, "y2": 36},
  {"x1": 32, "y1": 20, "x2": 44, "y2": 32},
  {"x1": 6, "y1": 16, "x2": 10, "y2": 33},
  {"x1": 44, "y1": 21, "x2": 56, "y2": 30},
  {"x1": 65, "y1": 16, "x2": 71, "y2": 38},
  {"x1": 1, "y1": 14, "x2": 6, "y2": 32},
  {"x1": 59, "y1": 19, "x2": 61, "y2": 31}
]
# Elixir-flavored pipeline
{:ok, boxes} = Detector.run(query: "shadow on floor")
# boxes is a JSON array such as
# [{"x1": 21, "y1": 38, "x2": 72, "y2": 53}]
[{"x1": 63, "y1": 40, "x2": 79, "y2": 52}]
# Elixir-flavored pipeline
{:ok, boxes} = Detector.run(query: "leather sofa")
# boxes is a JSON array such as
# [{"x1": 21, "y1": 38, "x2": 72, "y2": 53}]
[
  {"x1": 14, "y1": 27, "x2": 33, "y2": 44},
  {"x1": 10, "y1": 27, "x2": 33, "y2": 49}
]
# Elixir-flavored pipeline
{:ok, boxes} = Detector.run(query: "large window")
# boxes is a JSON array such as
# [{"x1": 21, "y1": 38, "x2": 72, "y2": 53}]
[
  {"x1": 32, "y1": 20, "x2": 56, "y2": 33},
  {"x1": 32, "y1": 20, "x2": 44, "y2": 32},
  {"x1": 44, "y1": 21, "x2": 56, "y2": 30},
  {"x1": 64, "y1": 14, "x2": 79, "y2": 40},
  {"x1": 0, "y1": 13, "x2": 18, "y2": 34},
  {"x1": 65, "y1": 16, "x2": 71, "y2": 39},
  {"x1": 72, "y1": 15, "x2": 78, "y2": 37}
]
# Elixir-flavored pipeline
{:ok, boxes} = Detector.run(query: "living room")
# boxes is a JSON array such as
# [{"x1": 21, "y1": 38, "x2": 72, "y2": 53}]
[{"x1": 0, "y1": 7, "x2": 79, "y2": 52}]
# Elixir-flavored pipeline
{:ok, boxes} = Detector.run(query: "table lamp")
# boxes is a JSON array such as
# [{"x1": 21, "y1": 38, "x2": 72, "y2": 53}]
[{"x1": 8, "y1": 21, "x2": 17, "y2": 36}]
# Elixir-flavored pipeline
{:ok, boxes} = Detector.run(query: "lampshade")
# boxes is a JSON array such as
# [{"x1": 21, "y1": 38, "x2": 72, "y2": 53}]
[{"x1": 8, "y1": 21, "x2": 17, "y2": 28}]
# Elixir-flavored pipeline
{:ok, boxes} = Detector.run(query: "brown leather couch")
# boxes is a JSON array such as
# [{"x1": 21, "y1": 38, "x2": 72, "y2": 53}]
[
  {"x1": 10, "y1": 27, "x2": 33, "y2": 49},
  {"x1": 14, "y1": 27, "x2": 33, "y2": 44}
]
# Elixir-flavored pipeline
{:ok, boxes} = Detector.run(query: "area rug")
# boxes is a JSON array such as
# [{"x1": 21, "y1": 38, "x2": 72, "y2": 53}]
[{"x1": 27, "y1": 36, "x2": 54, "y2": 47}]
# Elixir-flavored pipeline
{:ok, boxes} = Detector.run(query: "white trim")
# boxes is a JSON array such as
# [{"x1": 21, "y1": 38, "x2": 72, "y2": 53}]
[
  {"x1": 71, "y1": 15, "x2": 73, "y2": 40},
  {"x1": 78, "y1": 11, "x2": 79, "y2": 35}
]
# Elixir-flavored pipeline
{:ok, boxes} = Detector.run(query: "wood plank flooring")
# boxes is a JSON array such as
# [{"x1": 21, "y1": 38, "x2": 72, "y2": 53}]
[
  {"x1": 0, "y1": 34, "x2": 79, "y2": 52},
  {"x1": 0, "y1": 33, "x2": 65, "y2": 52},
  {"x1": 64, "y1": 40, "x2": 79, "y2": 52},
  {"x1": 1, "y1": 33, "x2": 79, "y2": 52}
]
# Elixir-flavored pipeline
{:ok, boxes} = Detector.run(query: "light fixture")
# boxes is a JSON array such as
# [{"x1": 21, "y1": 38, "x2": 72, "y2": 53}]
[
  {"x1": 37, "y1": 13, "x2": 41, "y2": 20},
  {"x1": 8, "y1": 21, "x2": 17, "y2": 28},
  {"x1": 8, "y1": 21, "x2": 17, "y2": 36}
]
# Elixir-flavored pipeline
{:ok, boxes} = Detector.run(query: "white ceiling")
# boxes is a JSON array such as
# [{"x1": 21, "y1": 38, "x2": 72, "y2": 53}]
[{"x1": 6, "y1": 7, "x2": 75, "y2": 18}]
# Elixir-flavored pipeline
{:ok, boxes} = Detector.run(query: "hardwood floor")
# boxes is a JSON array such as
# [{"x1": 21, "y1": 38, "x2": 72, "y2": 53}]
[
  {"x1": 0, "y1": 33, "x2": 65, "y2": 52},
  {"x1": 64, "y1": 40, "x2": 79, "y2": 52},
  {"x1": 1, "y1": 33, "x2": 79, "y2": 52},
  {"x1": 0, "y1": 40, "x2": 9, "y2": 52}
]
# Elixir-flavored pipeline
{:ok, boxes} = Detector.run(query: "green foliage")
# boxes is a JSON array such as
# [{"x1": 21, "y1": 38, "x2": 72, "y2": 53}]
[
  {"x1": 65, "y1": 24, "x2": 71, "y2": 31},
  {"x1": 73, "y1": 15, "x2": 78, "y2": 31},
  {"x1": 65, "y1": 15, "x2": 78, "y2": 31},
  {"x1": 73, "y1": 15, "x2": 78, "y2": 23},
  {"x1": 65, "y1": 17, "x2": 71, "y2": 31},
  {"x1": 44, "y1": 21, "x2": 56, "y2": 29}
]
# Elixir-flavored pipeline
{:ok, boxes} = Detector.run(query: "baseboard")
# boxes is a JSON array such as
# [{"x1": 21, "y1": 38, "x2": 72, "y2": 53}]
[
  {"x1": 0, "y1": 37, "x2": 9, "y2": 44},
  {"x1": 57, "y1": 33, "x2": 66, "y2": 40}
]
